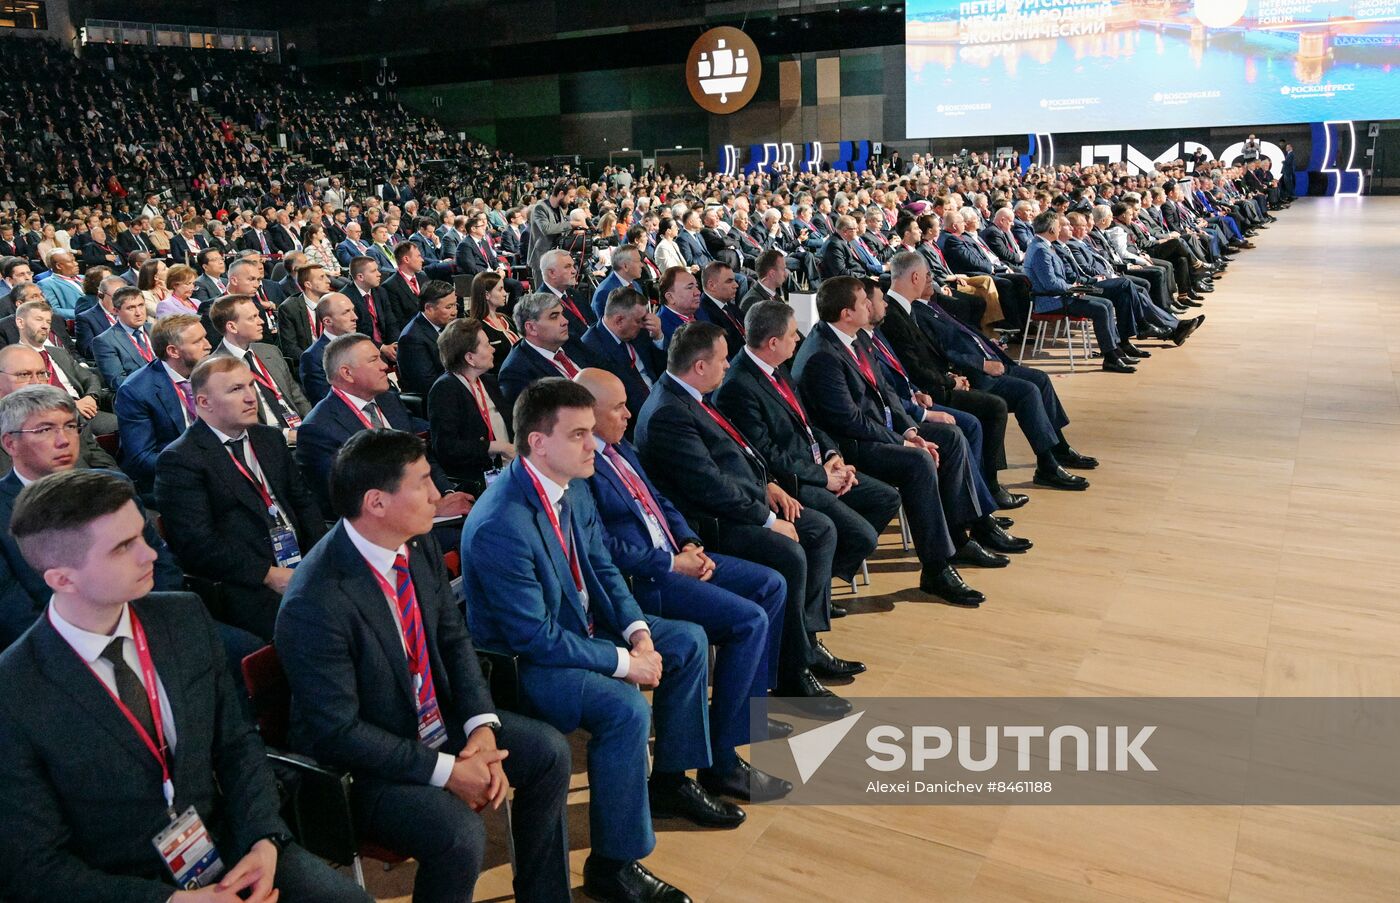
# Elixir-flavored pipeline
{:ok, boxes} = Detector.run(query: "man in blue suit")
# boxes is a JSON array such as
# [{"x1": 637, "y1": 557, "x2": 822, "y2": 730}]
[
  {"x1": 298, "y1": 293, "x2": 360, "y2": 404},
  {"x1": 656, "y1": 267, "x2": 701, "y2": 349},
  {"x1": 295, "y1": 333, "x2": 472, "y2": 522},
  {"x1": 581, "y1": 287, "x2": 665, "y2": 430},
  {"x1": 90, "y1": 286, "x2": 155, "y2": 388},
  {"x1": 334, "y1": 221, "x2": 372, "y2": 270},
  {"x1": 591, "y1": 247, "x2": 646, "y2": 321},
  {"x1": 277, "y1": 429, "x2": 573, "y2": 903},
  {"x1": 461, "y1": 378, "x2": 731, "y2": 903},
  {"x1": 36, "y1": 251, "x2": 84, "y2": 320},
  {"x1": 73, "y1": 273, "x2": 122, "y2": 359},
  {"x1": 577, "y1": 368, "x2": 792, "y2": 801},
  {"x1": 113, "y1": 313, "x2": 210, "y2": 495},
  {"x1": 675, "y1": 211, "x2": 713, "y2": 270}
]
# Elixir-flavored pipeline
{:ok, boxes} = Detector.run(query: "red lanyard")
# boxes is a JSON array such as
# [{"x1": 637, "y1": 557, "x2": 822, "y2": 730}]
[
  {"x1": 333, "y1": 387, "x2": 374, "y2": 429},
  {"x1": 848, "y1": 344, "x2": 879, "y2": 389},
  {"x1": 245, "y1": 352, "x2": 280, "y2": 396},
  {"x1": 129, "y1": 329, "x2": 154, "y2": 362},
  {"x1": 524, "y1": 464, "x2": 584, "y2": 592},
  {"x1": 872, "y1": 334, "x2": 909, "y2": 379},
  {"x1": 224, "y1": 442, "x2": 276, "y2": 512},
  {"x1": 701, "y1": 401, "x2": 754, "y2": 455},
  {"x1": 57, "y1": 608, "x2": 174, "y2": 809},
  {"x1": 466, "y1": 377, "x2": 495, "y2": 441},
  {"x1": 764, "y1": 369, "x2": 810, "y2": 430}
]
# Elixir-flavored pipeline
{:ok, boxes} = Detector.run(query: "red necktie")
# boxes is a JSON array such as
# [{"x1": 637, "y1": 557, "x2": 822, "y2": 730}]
[
  {"x1": 555, "y1": 290, "x2": 587, "y2": 325},
  {"x1": 602, "y1": 445, "x2": 677, "y2": 551},
  {"x1": 391, "y1": 553, "x2": 438, "y2": 711},
  {"x1": 849, "y1": 343, "x2": 878, "y2": 388},
  {"x1": 364, "y1": 291, "x2": 383, "y2": 344},
  {"x1": 553, "y1": 350, "x2": 579, "y2": 378},
  {"x1": 39, "y1": 350, "x2": 62, "y2": 388},
  {"x1": 406, "y1": 273, "x2": 419, "y2": 295},
  {"x1": 174, "y1": 380, "x2": 196, "y2": 421}
]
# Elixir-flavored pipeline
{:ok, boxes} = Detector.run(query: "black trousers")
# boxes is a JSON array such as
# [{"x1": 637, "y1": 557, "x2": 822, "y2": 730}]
[
  {"x1": 990, "y1": 273, "x2": 1033, "y2": 330},
  {"x1": 848, "y1": 440, "x2": 957, "y2": 568},
  {"x1": 910, "y1": 420, "x2": 984, "y2": 530},
  {"x1": 941, "y1": 289, "x2": 986, "y2": 332},
  {"x1": 797, "y1": 475, "x2": 900, "y2": 582},
  {"x1": 711, "y1": 507, "x2": 837, "y2": 679},
  {"x1": 945, "y1": 386, "x2": 1010, "y2": 479},
  {"x1": 273, "y1": 843, "x2": 374, "y2": 902},
  {"x1": 352, "y1": 711, "x2": 573, "y2": 903}
]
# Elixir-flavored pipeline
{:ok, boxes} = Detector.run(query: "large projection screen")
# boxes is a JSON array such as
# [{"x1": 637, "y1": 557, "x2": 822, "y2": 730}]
[{"x1": 905, "y1": 0, "x2": 1400, "y2": 139}]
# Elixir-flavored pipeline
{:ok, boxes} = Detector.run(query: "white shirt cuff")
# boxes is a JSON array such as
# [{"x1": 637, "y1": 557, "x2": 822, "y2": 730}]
[
  {"x1": 613, "y1": 647, "x2": 630, "y2": 679},
  {"x1": 622, "y1": 620, "x2": 649, "y2": 642},
  {"x1": 429, "y1": 752, "x2": 455, "y2": 788},
  {"x1": 463, "y1": 714, "x2": 501, "y2": 738},
  {"x1": 666, "y1": 552, "x2": 676, "y2": 572},
  {"x1": 764, "y1": 511, "x2": 778, "y2": 529}
]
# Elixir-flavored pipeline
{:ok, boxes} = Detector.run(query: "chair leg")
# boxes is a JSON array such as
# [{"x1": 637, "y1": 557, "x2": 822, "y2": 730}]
[
  {"x1": 352, "y1": 853, "x2": 366, "y2": 889},
  {"x1": 861, "y1": 559, "x2": 870, "y2": 587},
  {"x1": 504, "y1": 796, "x2": 518, "y2": 877},
  {"x1": 1066, "y1": 321, "x2": 1076, "y2": 372},
  {"x1": 898, "y1": 505, "x2": 911, "y2": 551}
]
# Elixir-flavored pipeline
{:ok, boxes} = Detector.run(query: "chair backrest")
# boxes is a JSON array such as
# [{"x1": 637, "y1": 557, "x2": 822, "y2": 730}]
[
  {"x1": 95, "y1": 431, "x2": 120, "y2": 457},
  {"x1": 452, "y1": 274, "x2": 473, "y2": 299},
  {"x1": 241, "y1": 644, "x2": 291, "y2": 748}
]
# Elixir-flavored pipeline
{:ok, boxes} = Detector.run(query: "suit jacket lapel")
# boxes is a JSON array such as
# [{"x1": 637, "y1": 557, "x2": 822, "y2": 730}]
[
  {"x1": 513, "y1": 463, "x2": 590, "y2": 629},
  {"x1": 134, "y1": 598, "x2": 197, "y2": 790},
  {"x1": 330, "y1": 526, "x2": 417, "y2": 708}
]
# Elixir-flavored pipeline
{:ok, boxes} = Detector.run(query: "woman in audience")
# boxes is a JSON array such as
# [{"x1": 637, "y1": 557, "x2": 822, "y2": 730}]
[
  {"x1": 155, "y1": 264, "x2": 200, "y2": 318},
  {"x1": 137, "y1": 258, "x2": 169, "y2": 318},
  {"x1": 427, "y1": 317, "x2": 515, "y2": 497},
  {"x1": 301, "y1": 222, "x2": 341, "y2": 277},
  {"x1": 147, "y1": 216, "x2": 173, "y2": 258},
  {"x1": 654, "y1": 216, "x2": 686, "y2": 271},
  {"x1": 469, "y1": 271, "x2": 519, "y2": 373},
  {"x1": 35, "y1": 224, "x2": 60, "y2": 264}
]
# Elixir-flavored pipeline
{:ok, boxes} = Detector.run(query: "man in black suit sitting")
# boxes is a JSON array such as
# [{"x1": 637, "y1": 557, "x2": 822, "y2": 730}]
[
  {"x1": 498, "y1": 292, "x2": 588, "y2": 412},
  {"x1": 154, "y1": 356, "x2": 328, "y2": 641},
  {"x1": 276, "y1": 429, "x2": 573, "y2": 903},
  {"x1": 396, "y1": 280, "x2": 458, "y2": 397},
  {"x1": 580, "y1": 286, "x2": 666, "y2": 430},
  {"x1": 0, "y1": 469, "x2": 368, "y2": 903}
]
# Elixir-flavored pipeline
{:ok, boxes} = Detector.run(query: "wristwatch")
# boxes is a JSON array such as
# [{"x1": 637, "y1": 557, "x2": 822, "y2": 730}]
[{"x1": 259, "y1": 832, "x2": 292, "y2": 853}]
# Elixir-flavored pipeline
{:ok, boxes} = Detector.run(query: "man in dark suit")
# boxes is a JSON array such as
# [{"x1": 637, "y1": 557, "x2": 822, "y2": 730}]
[
  {"x1": 155, "y1": 356, "x2": 327, "y2": 641},
  {"x1": 380, "y1": 241, "x2": 429, "y2": 349},
  {"x1": 0, "y1": 387, "x2": 180, "y2": 649},
  {"x1": 635, "y1": 321, "x2": 852, "y2": 720},
  {"x1": 791, "y1": 277, "x2": 993, "y2": 607},
  {"x1": 739, "y1": 250, "x2": 787, "y2": 314},
  {"x1": 9, "y1": 297, "x2": 114, "y2": 433},
  {"x1": 819, "y1": 216, "x2": 865, "y2": 279},
  {"x1": 591, "y1": 247, "x2": 647, "y2": 321},
  {"x1": 192, "y1": 247, "x2": 230, "y2": 306},
  {"x1": 74, "y1": 273, "x2": 123, "y2": 360},
  {"x1": 581, "y1": 287, "x2": 665, "y2": 430},
  {"x1": 941, "y1": 211, "x2": 1034, "y2": 330},
  {"x1": 277, "y1": 429, "x2": 573, "y2": 903},
  {"x1": 910, "y1": 249, "x2": 1096, "y2": 490},
  {"x1": 276, "y1": 263, "x2": 332, "y2": 365},
  {"x1": 396, "y1": 280, "x2": 457, "y2": 397},
  {"x1": 982, "y1": 208, "x2": 1026, "y2": 267},
  {"x1": 1011, "y1": 203, "x2": 1037, "y2": 251},
  {"x1": 344, "y1": 256, "x2": 399, "y2": 359},
  {"x1": 713, "y1": 301, "x2": 902, "y2": 602},
  {"x1": 0, "y1": 469, "x2": 369, "y2": 903},
  {"x1": 296, "y1": 333, "x2": 472, "y2": 521},
  {"x1": 114, "y1": 215, "x2": 154, "y2": 259},
  {"x1": 498, "y1": 292, "x2": 589, "y2": 412},
  {"x1": 269, "y1": 212, "x2": 303, "y2": 257},
  {"x1": 536, "y1": 249, "x2": 600, "y2": 367},
  {"x1": 407, "y1": 217, "x2": 456, "y2": 280},
  {"x1": 462, "y1": 379, "x2": 721, "y2": 903},
  {"x1": 695, "y1": 261, "x2": 747, "y2": 359},
  {"x1": 221, "y1": 256, "x2": 284, "y2": 349},
  {"x1": 237, "y1": 215, "x2": 277, "y2": 257},
  {"x1": 169, "y1": 219, "x2": 207, "y2": 267},
  {"x1": 114, "y1": 314, "x2": 211, "y2": 495},
  {"x1": 300, "y1": 293, "x2": 363, "y2": 404},
  {"x1": 208, "y1": 295, "x2": 312, "y2": 439},
  {"x1": 675, "y1": 211, "x2": 714, "y2": 271},
  {"x1": 578, "y1": 368, "x2": 792, "y2": 801},
  {"x1": 91, "y1": 286, "x2": 157, "y2": 389}
]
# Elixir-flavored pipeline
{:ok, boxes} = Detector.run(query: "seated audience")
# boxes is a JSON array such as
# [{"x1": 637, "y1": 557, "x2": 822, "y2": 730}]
[{"x1": 428, "y1": 318, "x2": 515, "y2": 496}]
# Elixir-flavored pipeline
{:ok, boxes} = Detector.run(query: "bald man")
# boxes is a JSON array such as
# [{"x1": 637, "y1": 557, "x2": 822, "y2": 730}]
[
  {"x1": 38, "y1": 251, "x2": 85, "y2": 319},
  {"x1": 577, "y1": 369, "x2": 792, "y2": 802}
]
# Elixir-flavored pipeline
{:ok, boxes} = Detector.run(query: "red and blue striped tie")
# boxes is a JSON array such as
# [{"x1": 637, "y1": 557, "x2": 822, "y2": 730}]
[{"x1": 393, "y1": 553, "x2": 437, "y2": 708}]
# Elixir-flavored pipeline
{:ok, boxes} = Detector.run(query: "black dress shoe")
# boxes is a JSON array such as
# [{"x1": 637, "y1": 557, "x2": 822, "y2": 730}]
[
  {"x1": 1033, "y1": 465, "x2": 1090, "y2": 491},
  {"x1": 973, "y1": 518, "x2": 1033, "y2": 553},
  {"x1": 994, "y1": 515, "x2": 1015, "y2": 529},
  {"x1": 1179, "y1": 296, "x2": 1203, "y2": 307},
  {"x1": 919, "y1": 564, "x2": 986, "y2": 606},
  {"x1": 1138, "y1": 325, "x2": 1172, "y2": 340},
  {"x1": 1054, "y1": 444, "x2": 1099, "y2": 469},
  {"x1": 764, "y1": 717, "x2": 794, "y2": 740},
  {"x1": 991, "y1": 486, "x2": 1030, "y2": 509},
  {"x1": 1169, "y1": 303, "x2": 1191, "y2": 315},
  {"x1": 583, "y1": 857, "x2": 692, "y2": 903},
  {"x1": 777, "y1": 670, "x2": 854, "y2": 720},
  {"x1": 810, "y1": 639, "x2": 866, "y2": 678},
  {"x1": 950, "y1": 539, "x2": 1010, "y2": 568},
  {"x1": 649, "y1": 776, "x2": 746, "y2": 828},
  {"x1": 1102, "y1": 355, "x2": 1137, "y2": 374},
  {"x1": 1119, "y1": 341, "x2": 1151, "y2": 359},
  {"x1": 830, "y1": 603, "x2": 848, "y2": 619},
  {"x1": 1171, "y1": 315, "x2": 1204, "y2": 346},
  {"x1": 699, "y1": 758, "x2": 793, "y2": 803}
]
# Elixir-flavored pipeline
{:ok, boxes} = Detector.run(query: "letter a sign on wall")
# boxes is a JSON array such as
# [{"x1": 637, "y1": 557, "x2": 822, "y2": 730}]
[{"x1": 687, "y1": 27, "x2": 761, "y2": 115}]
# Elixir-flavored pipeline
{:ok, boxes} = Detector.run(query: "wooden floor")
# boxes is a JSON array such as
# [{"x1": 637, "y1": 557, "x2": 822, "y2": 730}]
[{"x1": 368, "y1": 197, "x2": 1400, "y2": 902}]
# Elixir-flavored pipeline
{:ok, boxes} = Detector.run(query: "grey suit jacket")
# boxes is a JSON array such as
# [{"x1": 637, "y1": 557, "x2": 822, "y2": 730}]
[
  {"x1": 210, "y1": 340, "x2": 312, "y2": 418},
  {"x1": 526, "y1": 199, "x2": 571, "y2": 273}
]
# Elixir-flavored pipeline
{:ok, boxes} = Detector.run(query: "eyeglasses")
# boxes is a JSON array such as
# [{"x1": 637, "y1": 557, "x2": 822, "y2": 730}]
[{"x1": 6, "y1": 422, "x2": 80, "y2": 439}]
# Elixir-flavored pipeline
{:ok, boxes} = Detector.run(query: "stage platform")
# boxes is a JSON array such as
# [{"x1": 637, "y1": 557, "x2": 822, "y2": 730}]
[{"x1": 371, "y1": 196, "x2": 1400, "y2": 902}]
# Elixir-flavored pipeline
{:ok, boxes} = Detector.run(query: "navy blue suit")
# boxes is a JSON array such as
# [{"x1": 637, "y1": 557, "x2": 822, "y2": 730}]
[
  {"x1": 579, "y1": 324, "x2": 663, "y2": 427},
  {"x1": 298, "y1": 333, "x2": 333, "y2": 403},
  {"x1": 657, "y1": 305, "x2": 692, "y2": 348},
  {"x1": 90, "y1": 322, "x2": 154, "y2": 389},
  {"x1": 497, "y1": 342, "x2": 574, "y2": 413},
  {"x1": 911, "y1": 297, "x2": 1068, "y2": 455},
  {"x1": 295, "y1": 389, "x2": 436, "y2": 515},
  {"x1": 587, "y1": 439, "x2": 785, "y2": 759},
  {"x1": 675, "y1": 231, "x2": 713, "y2": 269},
  {"x1": 74, "y1": 305, "x2": 117, "y2": 360},
  {"x1": 114, "y1": 358, "x2": 191, "y2": 494},
  {"x1": 460, "y1": 458, "x2": 710, "y2": 862},
  {"x1": 698, "y1": 292, "x2": 746, "y2": 358},
  {"x1": 589, "y1": 272, "x2": 644, "y2": 321},
  {"x1": 396, "y1": 314, "x2": 445, "y2": 398}
]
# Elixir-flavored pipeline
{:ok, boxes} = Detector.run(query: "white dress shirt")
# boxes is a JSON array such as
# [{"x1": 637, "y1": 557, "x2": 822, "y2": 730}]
[
  {"x1": 49, "y1": 602, "x2": 178, "y2": 753},
  {"x1": 343, "y1": 521, "x2": 499, "y2": 788},
  {"x1": 161, "y1": 362, "x2": 195, "y2": 428},
  {"x1": 520, "y1": 457, "x2": 647, "y2": 677}
]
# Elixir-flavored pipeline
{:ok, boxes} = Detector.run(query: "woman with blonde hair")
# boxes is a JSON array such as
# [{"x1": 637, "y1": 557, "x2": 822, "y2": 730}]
[
  {"x1": 155, "y1": 264, "x2": 200, "y2": 318},
  {"x1": 147, "y1": 217, "x2": 173, "y2": 258}
]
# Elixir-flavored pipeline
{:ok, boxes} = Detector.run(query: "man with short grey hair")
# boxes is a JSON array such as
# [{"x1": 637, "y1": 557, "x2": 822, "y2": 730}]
[{"x1": 498, "y1": 293, "x2": 581, "y2": 410}]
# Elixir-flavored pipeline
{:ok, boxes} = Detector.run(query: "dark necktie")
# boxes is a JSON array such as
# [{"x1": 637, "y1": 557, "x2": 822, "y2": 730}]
[
  {"x1": 363, "y1": 401, "x2": 386, "y2": 428},
  {"x1": 225, "y1": 436, "x2": 250, "y2": 471},
  {"x1": 100, "y1": 638, "x2": 156, "y2": 741}
]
